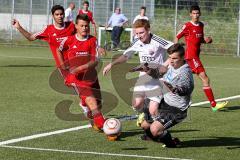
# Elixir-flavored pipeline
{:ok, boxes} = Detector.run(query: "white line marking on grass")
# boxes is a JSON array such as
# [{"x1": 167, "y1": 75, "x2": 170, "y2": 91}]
[
  {"x1": 0, "y1": 124, "x2": 91, "y2": 146},
  {"x1": 1, "y1": 145, "x2": 192, "y2": 160},
  {"x1": 205, "y1": 66, "x2": 240, "y2": 70},
  {"x1": 0, "y1": 95, "x2": 239, "y2": 146},
  {"x1": 0, "y1": 55, "x2": 53, "y2": 60},
  {"x1": 191, "y1": 95, "x2": 240, "y2": 107}
]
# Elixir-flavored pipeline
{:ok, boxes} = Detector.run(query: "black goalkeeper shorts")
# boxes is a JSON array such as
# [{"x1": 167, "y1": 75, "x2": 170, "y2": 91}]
[{"x1": 143, "y1": 99, "x2": 187, "y2": 129}]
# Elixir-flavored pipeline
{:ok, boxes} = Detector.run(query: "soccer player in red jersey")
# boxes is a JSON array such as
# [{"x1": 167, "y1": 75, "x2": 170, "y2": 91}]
[
  {"x1": 78, "y1": 1, "x2": 97, "y2": 37},
  {"x1": 56, "y1": 14, "x2": 105, "y2": 130},
  {"x1": 174, "y1": 5, "x2": 228, "y2": 112},
  {"x1": 12, "y1": 5, "x2": 75, "y2": 69}
]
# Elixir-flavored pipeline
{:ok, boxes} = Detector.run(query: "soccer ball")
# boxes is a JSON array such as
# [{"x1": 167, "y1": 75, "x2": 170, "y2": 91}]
[{"x1": 103, "y1": 118, "x2": 122, "y2": 141}]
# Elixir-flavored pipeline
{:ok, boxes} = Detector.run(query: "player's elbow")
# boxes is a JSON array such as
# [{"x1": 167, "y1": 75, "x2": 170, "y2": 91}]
[{"x1": 27, "y1": 36, "x2": 36, "y2": 41}]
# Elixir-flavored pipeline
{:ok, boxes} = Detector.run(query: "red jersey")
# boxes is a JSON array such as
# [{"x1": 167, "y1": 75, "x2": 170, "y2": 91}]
[
  {"x1": 78, "y1": 10, "x2": 95, "y2": 24},
  {"x1": 176, "y1": 21, "x2": 204, "y2": 59},
  {"x1": 59, "y1": 34, "x2": 98, "y2": 83},
  {"x1": 33, "y1": 22, "x2": 75, "y2": 67}
]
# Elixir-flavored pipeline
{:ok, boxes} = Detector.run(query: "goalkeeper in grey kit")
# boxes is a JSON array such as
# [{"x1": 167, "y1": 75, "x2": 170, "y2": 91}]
[{"x1": 140, "y1": 43, "x2": 194, "y2": 148}]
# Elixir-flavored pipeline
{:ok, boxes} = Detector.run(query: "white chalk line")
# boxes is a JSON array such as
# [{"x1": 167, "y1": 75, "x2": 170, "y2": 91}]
[
  {"x1": 0, "y1": 95, "x2": 239, "y2": 146},
  {"x1": 0, "y1": 94, "x2": 239, "y2": 146},
  {"x1": 0, "y1": 145, "x2": 192, "y2": 160}
]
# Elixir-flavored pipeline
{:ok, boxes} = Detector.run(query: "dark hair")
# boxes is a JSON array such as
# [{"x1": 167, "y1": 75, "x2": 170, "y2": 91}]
[
  {"x1": 167, "y1": 43, "x2": 185, "y2": 57},
  {"x1": 75, "y1": 14, "x2": 90, "y2": 24},
  {"x1": 141, "y1": 6, "x2": 146, "y2": 10},
  {"x1": 190, "y1": 5, "x2": 200, "y2": 13},
  {"x1": 51, "y1": 5, "x2": 64, "y2": 15},
  {"x1": 83, "y1": 1, "x2": 89, "y2": 6}
]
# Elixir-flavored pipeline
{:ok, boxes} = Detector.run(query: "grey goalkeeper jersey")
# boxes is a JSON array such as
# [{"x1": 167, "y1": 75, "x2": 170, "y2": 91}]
[{"x1": 163, "y1": 63, "x2": 194, "y2": 111}]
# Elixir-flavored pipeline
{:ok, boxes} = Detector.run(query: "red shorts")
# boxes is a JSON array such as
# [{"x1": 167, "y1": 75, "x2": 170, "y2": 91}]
[
  {"x1": 186, "y1": 57, "x2": 205, "y2": 74},
  {"x1": 73, "y1": 79, "x2": 102, "y2": 107},
  {"x1": 58, "y1": 68, "x2": 101, "y2": 106}
]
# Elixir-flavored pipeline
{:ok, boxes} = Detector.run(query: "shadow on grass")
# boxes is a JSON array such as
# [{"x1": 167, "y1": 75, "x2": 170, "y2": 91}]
[
  {"x1": 121, "y1": 147, "x2": 148, "y2": 150},
  {"x1": 170, "y1": 129, "x2": 200, "y2": 133},
  {"x1": 192, "y1": 105, "x2": 240, "y2": 112},
  {"x1": 180, "y1": 137, "x2": 240, "y2": 149},
  {"x1": 1, "y1": 64, "x2": 53, "y2": 67},
  {"x1": 120, "y1": 130, "x2": 144, "y2": 139}
]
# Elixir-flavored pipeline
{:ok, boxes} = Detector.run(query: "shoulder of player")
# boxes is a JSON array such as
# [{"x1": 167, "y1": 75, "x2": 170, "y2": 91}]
[
  {"x1": 87, "y1": 35, "x2": 96, "y2": 40},
  {"x1": 130, "y1": 38, "x2": 140, "y2": 46},
  {"x1": 151, "y1": 34, "x2": 170, "y2": 46},
  {"x1": 199, "y1": 21, "x2": 204, "y2": 26}
]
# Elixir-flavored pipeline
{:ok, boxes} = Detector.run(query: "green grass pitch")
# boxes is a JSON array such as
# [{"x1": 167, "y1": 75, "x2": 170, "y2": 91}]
[{"x1": 0, "y1": 46, "x2": 239, "y2": 160}]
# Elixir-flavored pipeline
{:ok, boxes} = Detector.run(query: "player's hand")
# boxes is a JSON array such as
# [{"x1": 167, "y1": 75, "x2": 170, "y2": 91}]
[
  {"x1": 163, "y1": 81, "x2": 174, "y2": 91},
  {"x1": 129, "y1": 63, "x2": 149, "y2": 72},
  {"x1": 204, "y1": 37, "x2": 212, "y2": 44},
  {"x1": 163, "y1": 81, "x2": 179, "y2": 93},
  {"x1": 103, "y1": 63, "x2": 112, "y2": 76},
  {"x1": 146, "y1": 65, "x2": 167, "y2": 79},
  {"x1": 97, "y1": 47, "x2": 106, "y2": 57},
  {"x1": 12, "y1": 19, "x2": 20, "y2": 29},
  {"x1": 64, "y1": 73, "x2": 76, "y2": 87}
]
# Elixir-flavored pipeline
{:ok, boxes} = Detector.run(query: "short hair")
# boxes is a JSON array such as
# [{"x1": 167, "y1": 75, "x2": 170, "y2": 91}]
[
  {"x1": 141, "y1": 6, "x2": 146, "y2": 10},
  {"x1": 133, "y1": 19, "x2": 150, "y2": 30},
  {"x1": 167, "y1": 43, "x2": 185, "y2": 57},
  {"x1": 51, "y1": 5, "x2": 64, "y2": 15},
  {"x1": 75, "y1": 14, "x2": 90, "y2": 24},
  {"x1": 83, "y1": 1, "x2": 89, "y2": 6},
  {"x1": 190, "y1": 5, "x2": 200, "y2": 13}
]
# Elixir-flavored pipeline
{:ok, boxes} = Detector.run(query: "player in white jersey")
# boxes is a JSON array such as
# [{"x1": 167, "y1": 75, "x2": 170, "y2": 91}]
[{"x1": 103, "y1": 19, "x2": 173, "y2": 126}]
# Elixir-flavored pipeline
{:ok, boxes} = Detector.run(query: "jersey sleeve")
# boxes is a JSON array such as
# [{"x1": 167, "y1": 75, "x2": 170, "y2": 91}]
[
  {"x1": 123, "y1": 40, "x2": 141, "y2": 59},
  {"x1": 33, "y1": 25, "x2": 49, "y2": 41},
  {"x1": 176, "y1": 24, "x2": 188, "y2": 39},
  {"x1": 152, "y1": 35, "x2": 174, "y2": 50}
]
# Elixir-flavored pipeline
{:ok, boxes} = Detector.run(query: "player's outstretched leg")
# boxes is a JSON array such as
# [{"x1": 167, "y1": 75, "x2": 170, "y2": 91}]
[
  {"x1": 132, "y1": 96, "x2": 145, "y2": 127},
  {"x1": 84, "y1": 96, "x2": 105, "y2": 131},
  {"x1": 199, "y1": 72, "x2": 228, "y2": 111}
]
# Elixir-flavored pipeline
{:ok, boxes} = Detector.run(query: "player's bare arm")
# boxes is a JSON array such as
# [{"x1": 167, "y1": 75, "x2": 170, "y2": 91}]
[
  {"x1": 56, "y1": 48, "x2": 68, "y2": 70},
  {"x1": 12, "y1": 19, "x2": 36, "y2": 41},
  {"x1": 93, "y1": 23, "x2": 97, "y2": 37},
  {"x1": 174, "y1": 37, "x2": 179, "y2": 43},
  {"x1": 70, "y1": 61, "x2": 98, "y2": 74},
  {"x1": 103, "y1": 55, "x2": 128, "y2": 76}
]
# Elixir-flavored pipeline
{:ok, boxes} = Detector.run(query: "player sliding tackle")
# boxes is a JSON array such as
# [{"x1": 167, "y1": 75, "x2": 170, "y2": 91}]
[
  {"x1": 103, "y1": 19, "x2": 173, "y2": 127},
  {"x1": 175, "y1": 5, "x2": 228, "y2": 112},
  {"x1": 56, "y1": 14, "x2": 105, "y2": 130}
]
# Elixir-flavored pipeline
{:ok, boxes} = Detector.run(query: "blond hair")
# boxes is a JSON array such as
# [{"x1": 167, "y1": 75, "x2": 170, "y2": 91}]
[{"x1": 133, "y1": 19, "x2": 150, "y2": 30}]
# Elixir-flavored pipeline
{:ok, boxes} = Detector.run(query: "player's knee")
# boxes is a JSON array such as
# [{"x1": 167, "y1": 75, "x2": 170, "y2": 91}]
[{"x1": 150, "y1": 125, "x2": 163, "y2": 137}]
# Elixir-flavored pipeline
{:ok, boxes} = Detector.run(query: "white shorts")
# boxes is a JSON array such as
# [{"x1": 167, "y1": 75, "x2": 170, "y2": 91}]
[{"x1": 133, "y1": 74, "x2": 163, "y2": 103}]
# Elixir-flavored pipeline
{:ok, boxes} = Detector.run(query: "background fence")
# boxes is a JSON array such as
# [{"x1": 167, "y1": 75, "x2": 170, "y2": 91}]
[{"x1": 0, "y1": 0, "x2": 239, "y2": 56}]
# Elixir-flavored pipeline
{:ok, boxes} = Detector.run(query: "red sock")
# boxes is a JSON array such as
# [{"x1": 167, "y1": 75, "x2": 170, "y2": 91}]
[
  {"x1": 93, "y1": 112, "x2": 105, "y2": 129},
  {"x1": 203, "y1": 86, "x2": 216, "y2": 107}
]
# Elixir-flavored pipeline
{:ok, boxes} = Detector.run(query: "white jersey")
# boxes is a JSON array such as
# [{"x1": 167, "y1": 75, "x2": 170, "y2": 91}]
[
  {"x1": 65, "y1": 8, "x2": 73, "y2": 22},
  {"x1": 124, "y1": 34, "x2": 173, "y2": 103},
  {"x1": 132, "y1": 15, "x2": 149, "y2": 24},
  {"x1": 124, "y1": 34, "x2": 173, "y2": 71}
]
